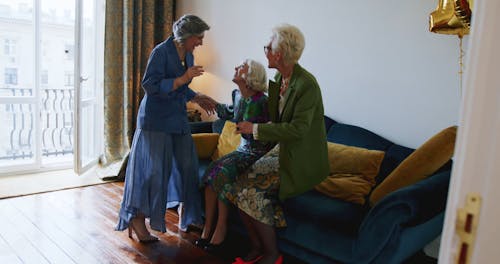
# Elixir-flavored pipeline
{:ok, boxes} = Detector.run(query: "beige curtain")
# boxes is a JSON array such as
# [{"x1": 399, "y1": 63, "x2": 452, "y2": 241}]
[{"x1": 103, "y1": 0, "x2": 175, "y2": 165}]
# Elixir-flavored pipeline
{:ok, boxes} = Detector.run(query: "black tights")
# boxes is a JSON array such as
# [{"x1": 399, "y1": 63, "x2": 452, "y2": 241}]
[{"x1": 239, "y1": 210, "x2": 280, "y2": 264}]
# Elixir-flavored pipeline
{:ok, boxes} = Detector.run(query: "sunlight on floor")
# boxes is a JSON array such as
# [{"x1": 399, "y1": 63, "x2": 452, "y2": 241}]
[{"x1": 0, "y1": 162, "x2": 122, "y2": 199}]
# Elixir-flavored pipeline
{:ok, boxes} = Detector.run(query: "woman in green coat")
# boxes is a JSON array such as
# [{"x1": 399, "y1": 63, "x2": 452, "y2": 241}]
[{"x1": 233, "y1": 24, "x2": 329, "y2": 264}]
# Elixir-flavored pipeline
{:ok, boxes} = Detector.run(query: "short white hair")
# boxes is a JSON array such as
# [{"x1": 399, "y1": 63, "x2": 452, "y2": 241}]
[
  {"x1": 173, "y1": 14, "x2": 210, "y2": 43},
  {"x1": 244, "y1": 59, "x2": 268, "y2": 92},
  {"x1": 270, "y1": 24, "x2": 305, "y2": 65}
]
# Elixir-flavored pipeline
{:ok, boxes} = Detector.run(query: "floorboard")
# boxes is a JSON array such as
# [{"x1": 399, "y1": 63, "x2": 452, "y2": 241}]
[
  {"x1": 0, "y1": 182, "x2": 237, "y2": 264},
  {"x1": 0, "y1": 181, "x2": 314, "y2": 264}
]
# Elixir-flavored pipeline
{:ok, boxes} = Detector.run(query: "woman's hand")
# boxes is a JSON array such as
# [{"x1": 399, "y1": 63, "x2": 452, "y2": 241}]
[
  {"x1": 184, "y1": 65, "x2": 204, "y2": 82},
  {"x1": 192, "y1": 93, "x2": 217, "y2": 115},
  {"x1": 236, "y1": 121, "x2": 253, "y2": 134},
  {"x1": 174, "y1": 65, "x2": 205, "y2": 89}
]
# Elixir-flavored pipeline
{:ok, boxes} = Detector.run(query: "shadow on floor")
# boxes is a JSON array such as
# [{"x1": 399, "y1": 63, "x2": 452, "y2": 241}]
[
  {"x1": 404, "y1": 250, "x2": 438, "y2": 264},
  {"x1": 203, "y1": 232, "x2": 307, "y2": 264}
]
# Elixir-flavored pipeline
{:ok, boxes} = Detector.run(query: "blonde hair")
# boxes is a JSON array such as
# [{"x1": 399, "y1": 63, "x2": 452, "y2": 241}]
[
  {"x1": 270, "y1": 24, "x2": 305, "y2": 65},
  {"x1": 244, "y1": 59, "x2": 268, "y2": 92}
]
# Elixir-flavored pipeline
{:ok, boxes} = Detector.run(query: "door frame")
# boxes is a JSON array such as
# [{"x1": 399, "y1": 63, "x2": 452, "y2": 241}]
[
  {"x1": 73, "y1": 0, "x2": 105, "y2": 175},
  {"x1": 438, "y1": 0, "x2": 500, "y2": 262}
]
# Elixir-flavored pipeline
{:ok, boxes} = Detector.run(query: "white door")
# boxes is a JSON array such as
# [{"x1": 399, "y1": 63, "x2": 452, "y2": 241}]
[
  {"x1": 0, "y1": 0, "x2": 76, "y2": 174},
  {"x1": 438, "y1": 0, "x2": 500, "y2": 263},
  {"x1": 0, "y1": 0, "x2": 103, "y2": 175},
  {"x1": 0, "y1": 0, "x2": 38, "y2": 173},
  {"x1": 73, "y1": 0, "x2": 104, "y2": 174}
]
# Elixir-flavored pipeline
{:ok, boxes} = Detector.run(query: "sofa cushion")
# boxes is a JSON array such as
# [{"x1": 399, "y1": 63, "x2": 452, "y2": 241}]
[
  {"x1": 324, "y1": 116, "x2": 337, "y2": 132},
  {"x1": 353, "y1": 170, "x2": 451, "y2": 263},
  {"x1": 315, "y1": 142, "x2": 385, "y2": 204},
  {"x1": 190, "y1": 121, "x2": 213, "y2": 133},
  {"x1": 284, "y1": 190, "x2": 367, "y2": 234},
  {"x1": 192, "y1": 133, "x2": 219, "y2": 159},
  {"x1": 212, "y1": 118, "x2": 226, "y2": 134},
  {"x1": 376, "y1": 144, "x2": 414, "y2": 186},
  {"x1": 370, "y1": 126, "x2": 457, "y2": 206},
  {"x1": 327, "y1": 123, "x2": 393, "y2": 151},
  {"x1": 211, "y1": 121, "x2": 241, "y2": 160},
  {"x1": 278, "y1": 216, "x2": 356, "y2": 263}
]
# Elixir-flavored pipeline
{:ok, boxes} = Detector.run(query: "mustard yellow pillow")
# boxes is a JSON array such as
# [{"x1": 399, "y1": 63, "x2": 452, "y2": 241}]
[
  {"x1": 192, "y1": 133, "x2": 219, "y2": 159},
  {"x1": 211, "y1": 121, "x2": 241, "y2": 160},
  {"x1": 315, "y1": 142, "x2": 385, "y2": 204},
  {"x1": 369, "y1": 126, "x2": 457, "y2": 206}
]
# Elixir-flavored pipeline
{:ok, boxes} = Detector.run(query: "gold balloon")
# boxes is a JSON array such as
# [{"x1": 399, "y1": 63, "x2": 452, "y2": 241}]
[
  {"x1": 455, "y1": 0, "x2": 472, "y2": 28},
  {"x1": 429, "y1": 0, "x2": 473, "y2": 37}
]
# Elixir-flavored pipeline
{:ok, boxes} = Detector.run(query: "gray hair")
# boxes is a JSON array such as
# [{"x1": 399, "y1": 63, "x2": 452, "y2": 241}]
[
  {"x1": 173, "y1": 14, "x2": 210, "y2": 43},
  {"x1": 244, "y1": 59, "x2": 268, "y2": 92},
  {"x1": 270, "y1": 24, "x2": 305, "y2": 65}
]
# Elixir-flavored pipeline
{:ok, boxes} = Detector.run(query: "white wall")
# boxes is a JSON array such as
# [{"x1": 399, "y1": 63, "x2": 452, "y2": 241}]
[{"x1": 178, "y1": 0, "x2": 463, "y2": 148}]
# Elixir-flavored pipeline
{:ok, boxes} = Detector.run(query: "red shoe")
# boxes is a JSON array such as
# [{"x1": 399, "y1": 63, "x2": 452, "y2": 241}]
[
  {"x1": 274, "y1": 255, "x2": 283, "y2": 264},
  {"x1": 232, "y1": 255, "x2": 263, "y2": 264}
]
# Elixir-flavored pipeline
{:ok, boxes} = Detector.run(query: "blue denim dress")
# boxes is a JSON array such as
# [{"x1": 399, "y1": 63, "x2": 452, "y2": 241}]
[{"x1": 117, "y1": 37, "x2": 202, "y2": 232}]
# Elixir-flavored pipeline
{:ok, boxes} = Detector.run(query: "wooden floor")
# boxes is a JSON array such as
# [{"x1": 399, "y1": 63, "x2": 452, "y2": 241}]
[
  {"x1": 0, "y1": 182, "x2": 437, "y2": 264},
  {"x1": 0, "y1": 182, "x2": 226, "y2": 264}
]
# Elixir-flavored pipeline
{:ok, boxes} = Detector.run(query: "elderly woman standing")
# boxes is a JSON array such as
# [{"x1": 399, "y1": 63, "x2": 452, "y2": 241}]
[
  {"x1": 116, "y1": 14, "x2": 216, "y2": 242},
  {"x1": 234, "y1": 24, "x2": 329, "y2": 264},
  {"x1": 195, "y1": 59, "x2": 275, "y2": 252}
]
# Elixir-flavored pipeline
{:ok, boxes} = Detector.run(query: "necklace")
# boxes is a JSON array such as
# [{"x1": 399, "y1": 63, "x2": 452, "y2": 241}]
[
  {"x1": 174, "y1": 42, "x2": 186, "y2": 64},
  {"x1": 280, "y1": 77, "x2": 290, "y2": 96}
]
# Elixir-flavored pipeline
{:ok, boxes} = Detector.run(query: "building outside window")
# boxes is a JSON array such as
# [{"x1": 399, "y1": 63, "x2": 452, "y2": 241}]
[
  {"x1": 64, "y1": 71, "x2": 73, "y2": 86},
  {"x1": 4, "y1": 67, "x2": 17, "y2": 85},
  {"x1": 41, "y1": 69, "x2": 48, "y2": 85},
  {"x1": 64, "y1": 43, "x2": 74, "y2": 60},
  {"x1": 4, "y1": 39, "x2": 16, "y2": 56}
]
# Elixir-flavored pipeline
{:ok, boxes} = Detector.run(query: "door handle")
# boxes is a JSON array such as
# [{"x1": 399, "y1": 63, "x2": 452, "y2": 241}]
[{"x1": 455, "y1": 193, "x2": 481, "y2": 264}]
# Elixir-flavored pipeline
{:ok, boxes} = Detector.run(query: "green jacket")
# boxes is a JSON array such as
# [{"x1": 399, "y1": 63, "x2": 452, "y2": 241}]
[{"x1": 258, "y1": 64, "x2": 329, "y2": 200}]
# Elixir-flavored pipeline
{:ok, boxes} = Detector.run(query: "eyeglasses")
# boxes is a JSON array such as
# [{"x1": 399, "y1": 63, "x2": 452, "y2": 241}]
[{"x1": 264, "y1": 45, "x2": 272, "y2": 54}]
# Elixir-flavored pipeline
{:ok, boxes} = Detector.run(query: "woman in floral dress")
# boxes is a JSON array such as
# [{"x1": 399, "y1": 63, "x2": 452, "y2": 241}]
[{"x1": 196, "y1": 59, "x2": 275, "y2": 252}]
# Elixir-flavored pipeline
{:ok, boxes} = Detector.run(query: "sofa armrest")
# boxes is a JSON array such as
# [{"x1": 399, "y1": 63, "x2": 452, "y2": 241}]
[
  {"x1": 351, "y1": 170, "x2": 451, "y2": 263},
  {"x1": 190, "y1": 121, "x2": 214, "y2": 133},
  {"x1": 192, "y1": 133, "x2": 219, "y2": 159}
]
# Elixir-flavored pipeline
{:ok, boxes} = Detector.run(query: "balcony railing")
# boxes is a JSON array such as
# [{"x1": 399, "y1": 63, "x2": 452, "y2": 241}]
[{"x1": 0, "y1": 87, "x2": 74, "y2": 162}]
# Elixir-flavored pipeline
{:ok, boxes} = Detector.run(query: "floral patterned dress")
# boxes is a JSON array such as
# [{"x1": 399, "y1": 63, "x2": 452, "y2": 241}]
[
  {"x1": 203, "y1": 90, "x2": 274, "y2": 205},
  {"x1": 230, "y1": 145, "x2": 286, "y2": 227}
]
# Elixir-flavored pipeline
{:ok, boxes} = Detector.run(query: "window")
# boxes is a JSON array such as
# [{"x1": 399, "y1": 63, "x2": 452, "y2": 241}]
[
  {"x1": 64, "y1": 43, "x2": 74, "y2": 60},
  {"x1": 4, "y1": 39, "x2": 16, "y2": 56},
  {"x1": 64, "y1": 71, "x2": 73, "y2": 86},
  {"x1": 41, "y1": 70, "x2": 48, "y2": 85},
  {"x1": 42, "y1": 41, "x2": 49, "y2": 57},
  {"x1": 0, "y1": 0, "x2": 105, "y2": 175},
  {"x1": 0, "y1": 4, "x2": 12, "y2": 17},
  {"x1": 4, "y1": 68, "x2": 17, "y2": 85}
]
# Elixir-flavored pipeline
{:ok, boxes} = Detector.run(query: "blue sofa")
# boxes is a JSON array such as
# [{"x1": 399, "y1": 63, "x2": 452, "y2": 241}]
[{"x1": 195, "y1": 116, "x2": 451, "y2": 264}]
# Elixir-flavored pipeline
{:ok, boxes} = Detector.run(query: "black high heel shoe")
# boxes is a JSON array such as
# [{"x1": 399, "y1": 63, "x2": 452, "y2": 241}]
[
  {"x1": 194, "y1": 238, "x2": 210, "y2": 248},
  {"x1": 204, "y1": 241, "x2": 226, "y2": 256}
]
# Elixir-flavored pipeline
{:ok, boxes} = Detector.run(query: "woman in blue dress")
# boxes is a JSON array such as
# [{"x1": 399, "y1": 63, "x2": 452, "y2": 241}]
[
  {"x1": 195, "y1": 59, "x2": 275, "y2": 251},
  {"x1": 116, "y1": 14, "x2": 217, "y2": 242}
]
